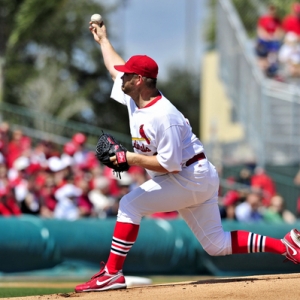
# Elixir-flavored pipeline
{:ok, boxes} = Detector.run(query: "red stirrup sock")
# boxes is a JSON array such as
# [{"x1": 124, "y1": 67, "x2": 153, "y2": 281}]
[
  {"x1": 231, "y1": 230, "x2": 286, "y2": 254},
  {"x1": 105, "y1": 221, "x2": 140, "y2": 274}
]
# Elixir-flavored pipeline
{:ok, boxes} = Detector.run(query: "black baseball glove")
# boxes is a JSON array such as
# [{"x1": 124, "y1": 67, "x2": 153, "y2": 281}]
[{"x1": 95, "y1": 132, "x2": 129, "y2": 178}]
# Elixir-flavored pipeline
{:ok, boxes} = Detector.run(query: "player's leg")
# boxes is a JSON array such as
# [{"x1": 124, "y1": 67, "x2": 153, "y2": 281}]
[
  {"x1": 178, "y1": 195, "x2": 232, "y2": 256},
  {"x1": 105, "y1": 174, "x2": 212, "y2": 273},
  {"x1": 178, "y1": 196, "x2": 299, "y2": 262},
  {"x1": 75, "y1": 174, "x2": 201, "y2": 292}
]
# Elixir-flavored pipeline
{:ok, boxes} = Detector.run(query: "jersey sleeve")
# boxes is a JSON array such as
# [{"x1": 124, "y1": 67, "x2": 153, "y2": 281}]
[
  {"x1": 110, "y1": 72, "x2": 130, "y2": 105},
  {"x1": 156, "y1": 125, "x2": 183, "y2": 172}
]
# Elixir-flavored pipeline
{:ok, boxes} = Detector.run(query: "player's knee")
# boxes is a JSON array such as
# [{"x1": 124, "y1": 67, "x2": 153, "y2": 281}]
[
  {"x1": 118, "y1": 195, "x2": 133, "y2": 213},
  {"x1": 117, "y1": 195, "x2": 142, "y2": 224},
  {"x1": 203, "y1": 244, "x2": 227, "y2": 256},
  {"x1": 201, "y1": 231, "x2": 231, "y2": 256}
]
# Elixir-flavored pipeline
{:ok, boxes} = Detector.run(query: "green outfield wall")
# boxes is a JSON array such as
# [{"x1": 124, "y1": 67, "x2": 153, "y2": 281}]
[{"x1": 0, "y1": 216, "x2": 300, "y2": 276}]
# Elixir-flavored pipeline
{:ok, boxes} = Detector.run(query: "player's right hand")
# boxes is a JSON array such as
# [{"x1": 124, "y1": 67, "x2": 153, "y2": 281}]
[{"x1": 89, "y1": 22, "x2": 107, "y2": 44}]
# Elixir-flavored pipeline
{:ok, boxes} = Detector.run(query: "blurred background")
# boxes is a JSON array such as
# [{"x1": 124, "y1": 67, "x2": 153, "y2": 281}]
[{"x1": 1, "y1": 0, "x2": 300, "y2": 281}]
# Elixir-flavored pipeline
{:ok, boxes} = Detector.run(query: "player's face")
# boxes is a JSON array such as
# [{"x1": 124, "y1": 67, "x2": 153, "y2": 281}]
[{"x1": 121, "y1": 73, "x2": 139, "y2": 95}]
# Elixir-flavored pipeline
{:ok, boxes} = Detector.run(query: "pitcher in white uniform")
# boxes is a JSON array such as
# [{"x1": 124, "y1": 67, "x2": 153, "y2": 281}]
[{"x1": 75, "y1": 20, "x2": 300, "y2": 293}]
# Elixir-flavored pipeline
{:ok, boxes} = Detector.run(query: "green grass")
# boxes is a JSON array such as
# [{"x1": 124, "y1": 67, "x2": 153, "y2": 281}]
[
  {"x1": 0, "y1": 287, "x2": 73, "y2": 298},
  {"x1": 0, "y1": 276, "x2": 212, "y2": 298}
]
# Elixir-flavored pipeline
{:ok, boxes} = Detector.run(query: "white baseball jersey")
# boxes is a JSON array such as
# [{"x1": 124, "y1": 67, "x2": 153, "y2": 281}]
[
  {"x1": 110, "y1": 73, "x2": 204, "y2": 178},
  {"x1": 111, "y1": 73, "x2": 231, "y2": 256}
]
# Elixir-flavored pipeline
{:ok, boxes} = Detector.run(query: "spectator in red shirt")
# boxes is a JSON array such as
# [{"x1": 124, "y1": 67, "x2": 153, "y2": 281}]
[
  {"x1": 6, "y1": 129, "x2": 31, "y2": 169},
  {"x1": 76, "y1": 178, "x2": 94, "y2": 217},
  {"x1": 0, "y1": 162, "x2": 21, "y2": 216},
  {"x1": 255, "y1": 5, "x2": 283, "y2": 77},
  {"x1": 282, "y1": 3, "x2": 300, "y2": 36},
  {"x1": 251, "y1": 167, "x2": 276, "y2": 207},
  {"x1": 257, "y1": 5, "x2": 282, "y2": 41},
  {"x1": 0, "y1": 192, "x2": 21, "y2": 216}
]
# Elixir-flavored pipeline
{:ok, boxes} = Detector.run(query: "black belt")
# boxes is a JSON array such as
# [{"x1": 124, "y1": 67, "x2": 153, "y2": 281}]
[{"x1": 185, "y1": 152, "x2": 206, "y2": 167}]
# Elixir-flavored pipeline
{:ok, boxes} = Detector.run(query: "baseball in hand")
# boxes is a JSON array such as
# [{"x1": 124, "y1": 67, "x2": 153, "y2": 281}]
[{"x1": 91, "y1": 14, "x2": 103, "y2": 26}]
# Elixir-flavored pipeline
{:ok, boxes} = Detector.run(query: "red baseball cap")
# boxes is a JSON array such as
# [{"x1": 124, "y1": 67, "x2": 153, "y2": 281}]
[
  {"x1": 114, "y1": 55, "x2": 158, "y2": 78},
  {"x1": 72, "y1": 133, "x2": 86, "y2": 145},
  {"x1": 63, "y1": 142, "x2": 77, "y2": 156}
]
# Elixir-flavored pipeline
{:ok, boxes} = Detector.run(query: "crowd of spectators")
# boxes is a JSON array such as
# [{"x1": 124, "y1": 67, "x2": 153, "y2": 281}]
[
  {"x1": 219, "y1": 165, "x2": 297, "y2": 224},
  {"x1": 0, "y1": 121, "x2": 297, "y2": 224},
  {"x1": 255, "y1": 2, "x2": 300, "y2": 81},
  {"x1": 0, "y1": 122, "x2": 151, "y2": 220}
]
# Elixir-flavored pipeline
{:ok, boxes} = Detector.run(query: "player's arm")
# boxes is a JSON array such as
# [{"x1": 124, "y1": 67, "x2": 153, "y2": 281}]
[
  {"x1": 123, "y1": 126, "x2": 183, "y2": 173},
  {"x1": 126, "y1": 152, "x2": 179, "y2": 173},
  {"x1": 119, "y1": 125, "x2": 183, "y2": 174},
  {"x1": 89, "y1": 22, "x2": 125, "y2": 81},
  {"x1": 109, "y1": 152, "x2": 179, "y2": 173}
]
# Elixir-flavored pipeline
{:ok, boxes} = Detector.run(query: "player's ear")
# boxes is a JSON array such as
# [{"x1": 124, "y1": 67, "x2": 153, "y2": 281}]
[{"x1": 135, "y1": 74, "x2": 144, "y2": 85}]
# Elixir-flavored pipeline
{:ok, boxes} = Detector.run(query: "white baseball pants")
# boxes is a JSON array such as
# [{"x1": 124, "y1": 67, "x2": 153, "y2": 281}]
[{"x1": 117, "y1": 160, "x2": 232, "y2": 256}]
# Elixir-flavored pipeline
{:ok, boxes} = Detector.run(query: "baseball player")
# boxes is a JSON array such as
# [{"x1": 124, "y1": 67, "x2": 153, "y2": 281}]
[{"x1": 75, "y1": 20, "x2": 300, "y2": 293}]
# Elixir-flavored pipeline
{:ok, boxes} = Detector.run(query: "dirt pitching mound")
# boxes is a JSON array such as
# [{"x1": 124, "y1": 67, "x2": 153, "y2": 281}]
[{"x1": 4, "y1": 273, "x2": 300, "y2": 300}]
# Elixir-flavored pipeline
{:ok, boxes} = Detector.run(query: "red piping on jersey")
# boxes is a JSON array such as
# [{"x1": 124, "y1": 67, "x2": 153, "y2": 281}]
[{"x1": 142, "y1": 94, "x2": 162, "y2": 109}]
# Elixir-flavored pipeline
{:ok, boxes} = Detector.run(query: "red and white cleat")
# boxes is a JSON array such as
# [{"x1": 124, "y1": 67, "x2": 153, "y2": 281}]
[
  {"x1": 75, "y1": 263, "x2": 126, "y2": 292},
  {"x1": 281, "y1": 229, "x2": 300, "y2": 264}
]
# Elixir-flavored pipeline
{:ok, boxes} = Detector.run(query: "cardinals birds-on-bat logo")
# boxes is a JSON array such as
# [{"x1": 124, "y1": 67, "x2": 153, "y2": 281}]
[{"x1": 139, "y1": 125, "x2": 150, "y2": 144}]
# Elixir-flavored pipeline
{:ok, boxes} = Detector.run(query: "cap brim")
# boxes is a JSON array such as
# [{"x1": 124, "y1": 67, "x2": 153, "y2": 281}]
[{"x1": 114, "y1": 65, "x2": 133, "y2": 73}]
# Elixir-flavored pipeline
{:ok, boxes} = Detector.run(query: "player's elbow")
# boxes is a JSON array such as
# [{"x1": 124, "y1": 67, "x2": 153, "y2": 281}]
[
  {"x1": 108, "y1": 68, "x2": 119, "y2": 81},
  {"x1": 111, "y1": 72, "x2": 117, "y2": 81}
]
